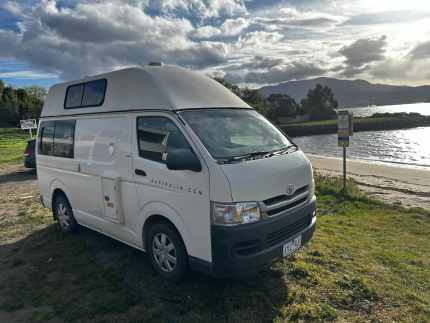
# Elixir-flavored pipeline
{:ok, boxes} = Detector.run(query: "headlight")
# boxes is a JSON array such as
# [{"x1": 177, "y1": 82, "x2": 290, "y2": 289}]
[
  {"x1": 310, "y1": 178, "x2": 315, "y2": 198},
  {"x1": 212, "y1": 202, "x2": 261, "y2": 225}
]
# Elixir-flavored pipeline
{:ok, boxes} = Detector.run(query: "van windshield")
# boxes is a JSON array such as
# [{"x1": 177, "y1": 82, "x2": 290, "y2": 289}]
[{"x1": 180, "y1": 109, "x2": 295, "y2": 163}]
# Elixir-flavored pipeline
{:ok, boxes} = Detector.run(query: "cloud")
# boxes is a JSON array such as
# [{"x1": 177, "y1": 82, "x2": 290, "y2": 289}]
[
  {"x1": 409, "y1": 40, "x2": 430, "y2": 60},
  {"x1": 0, "y1": 70, "x2": 58, "y2": 79},
  {"x1": 246, "y1": 0, "x2": 336, "y2": 12},
  {"x1": 147, "y1": 0, "x2": 247, "y2": 19},
  {"x1": 193, "y1": 17, "x2": 250, "y2": 39},
  {"x1": 369, "y1": 57, "x2": 430, "y2": 83},
  {"x1": 36, "y1": 2, "x2": 194, "y2": 43},
  {"x1": 252, "y1": 7, "x2": 343, "y2": 31},
  {"x1": 225, "y1": 60, "x2": 325, "y2": 84},
  {"x1": 343, "y1": 11, "x2": 430, "y2": 25},
  {"x1": 0, "y1": 0, "x2": 229, "y2": 80},
  {"x1": 1, "y1": 0, "x2": 430, "y2": 87},
  {"x1": 338, "y1": 36, "x2": 387, "y2": 76}
]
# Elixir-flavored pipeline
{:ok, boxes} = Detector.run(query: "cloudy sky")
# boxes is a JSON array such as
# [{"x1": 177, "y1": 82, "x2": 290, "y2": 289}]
[{"x1": 1, "y1": 0, "x2": 430, "y2": 88}]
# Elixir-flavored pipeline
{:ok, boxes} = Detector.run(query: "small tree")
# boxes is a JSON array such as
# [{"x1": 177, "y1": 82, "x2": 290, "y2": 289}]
[
  {"x1": 213, "y1": 77, "x2": 268, "y2": 115},
  {"x1": 0, "y1": 80, "x2": 4, "y2": 97},
  {"x1": 240, "y1": 87, "x2": 267, "y2": 113},
  {"x1": 213, "y1": 77, "x2": 241, "y2": 97},
  {"x1": 301, "y1": 84, "x2": 338, "y2": 120},
  {"x1": 0, "y1": 86, "x2": 18, "y2": 125},
  {"x1": 0, "y1": 82, "x2": 47, "y2": 125},
  {"x1": 266, "y1": 93, "x2": 299, "y2": 122},
  {"x1": 25, "y1": 86, "x2": 46, "y2": 119}
]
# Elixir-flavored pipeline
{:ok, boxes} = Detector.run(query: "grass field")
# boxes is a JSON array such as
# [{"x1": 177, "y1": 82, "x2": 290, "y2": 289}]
[
  {"x1": 0, "y1": 172, "x2": 429, "y2": 322},
  {"x1": 0, "y1": 128, "x2": 30, "y2": 166}
]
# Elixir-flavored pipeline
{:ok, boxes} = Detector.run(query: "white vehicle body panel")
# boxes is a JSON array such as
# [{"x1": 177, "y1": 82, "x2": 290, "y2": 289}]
[
  {"x1": 41, "y1": 65, "x2": 249, "y2": 118},
  {"x1": 220, "y1": 151, "x2": 313, "y2": 202},
  {"x1": 131, "y1": 112, "x2": 212, "y2": 261}
]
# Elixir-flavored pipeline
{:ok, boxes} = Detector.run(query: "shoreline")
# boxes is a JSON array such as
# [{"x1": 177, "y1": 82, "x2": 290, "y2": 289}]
[
  {"x1": 306, "y1": 153, "x2": 430, "y2": 171},
  {"x1": 281, "y1": 114, "x2": 430, "y2": 137},
  {"x1": 308, "y1": 155, "x2": 430, "y2": 209}
]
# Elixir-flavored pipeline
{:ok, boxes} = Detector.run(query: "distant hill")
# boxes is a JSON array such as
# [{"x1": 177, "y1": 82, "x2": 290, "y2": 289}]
[{"x1": 258, "y1": 77, "x2": 430, "y2": 108}]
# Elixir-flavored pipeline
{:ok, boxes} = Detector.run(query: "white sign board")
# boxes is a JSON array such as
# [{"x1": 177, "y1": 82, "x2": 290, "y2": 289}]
[
  {"x1": 20, "y1": 119, "x2": 37, "y2": 130},
  {"x1": 337, "y1": 111, "x2": 353, "y2": 137}
]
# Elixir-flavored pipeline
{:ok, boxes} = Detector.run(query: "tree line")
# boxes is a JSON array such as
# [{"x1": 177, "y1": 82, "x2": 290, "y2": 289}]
[
  {"x1": 214, "y1": 78, "x2": 338, "y2": 122},
  {"x1": 0, "y1": 77, "x2": 339, "y2": 127},
  {"x1": 0, "y1": 80, "x2": 46, "y2": 126}
]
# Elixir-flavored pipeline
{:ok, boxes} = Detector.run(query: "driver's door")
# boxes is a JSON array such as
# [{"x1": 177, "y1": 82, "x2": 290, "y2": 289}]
[{"x1": 132, "y1": 113, "x2": 211, "y2": 262}]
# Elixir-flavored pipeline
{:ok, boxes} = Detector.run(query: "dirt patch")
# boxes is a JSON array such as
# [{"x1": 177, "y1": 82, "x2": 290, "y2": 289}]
[{"x1": 0, "y1": 165, "x2": 41, "y2": 245}]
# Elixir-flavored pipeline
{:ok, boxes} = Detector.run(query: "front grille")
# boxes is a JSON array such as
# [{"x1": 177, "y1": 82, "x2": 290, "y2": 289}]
[
  {"x1": 262, "y1": 185, "x2": 309, "y2": 216},
  {"x1": 266, "y1": 196, "x2": 308, "y2": 216},
  {"x1": 266, "y1": 215, "x2": 311, "y2": 247},
  {"x1": 234, "y1": 239, "x2": 261, "y2": 256},
  {"x1": 263, "y1": 185, "x2": 308, "y2": 206}
]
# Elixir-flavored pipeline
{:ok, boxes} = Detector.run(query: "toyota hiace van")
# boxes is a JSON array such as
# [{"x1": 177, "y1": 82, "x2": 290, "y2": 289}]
[{"x1": 36, "y1": 64, "x2": 316, "y2": 281}]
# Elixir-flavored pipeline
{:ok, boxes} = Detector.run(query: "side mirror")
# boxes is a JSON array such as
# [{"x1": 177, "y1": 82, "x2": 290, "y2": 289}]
[{"x1": 166, "y1": 148, "x2": 202, "y2": 172}]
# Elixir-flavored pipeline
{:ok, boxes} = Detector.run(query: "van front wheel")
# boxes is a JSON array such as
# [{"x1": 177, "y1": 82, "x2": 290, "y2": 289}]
[
  {"x1": 147, "y1": 222, "x2": 188, "y2": 282},
  {"x1": 53, "y1": 194, "x2": 78, "y2": 233}
]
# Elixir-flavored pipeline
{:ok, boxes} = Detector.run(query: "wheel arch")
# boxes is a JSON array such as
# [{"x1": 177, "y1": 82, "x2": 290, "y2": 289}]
[
  {"x1": 48, "y1": 178, "x2": 71, "y2": 211},
  {"x1": 140, "y1": 204, "x2": 191, "y2": 255}
]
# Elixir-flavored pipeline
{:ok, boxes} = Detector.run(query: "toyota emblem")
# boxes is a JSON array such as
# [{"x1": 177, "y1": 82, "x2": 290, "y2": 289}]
[{"x1": 286, "y1": 184, "x2": 295, "y2": 195}]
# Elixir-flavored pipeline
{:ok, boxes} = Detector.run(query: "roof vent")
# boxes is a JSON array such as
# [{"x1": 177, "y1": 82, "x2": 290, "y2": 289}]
[{"x1": 148, "y1": 62, "x2": 163, "y2": 67}]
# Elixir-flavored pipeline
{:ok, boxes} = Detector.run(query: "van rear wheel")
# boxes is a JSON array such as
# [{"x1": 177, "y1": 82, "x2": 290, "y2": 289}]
[
  {"x1": 53, "y1": 194, "x2": 78, "y2": 233},
  {"x1": 147, "y1": 222, "x2": 188, "y2": 282}
]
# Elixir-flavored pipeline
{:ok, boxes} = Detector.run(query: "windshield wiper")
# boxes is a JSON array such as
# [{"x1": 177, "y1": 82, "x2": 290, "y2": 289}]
[
  {"x1": 268, "y1": 145, "x2": 298, "y2": 156},
  {"x1": 218, "y1": 151, "x2": 272, "y2": 164},
  {"x1": 218, "y1": 146, "x2": 297, "y2": 164}
]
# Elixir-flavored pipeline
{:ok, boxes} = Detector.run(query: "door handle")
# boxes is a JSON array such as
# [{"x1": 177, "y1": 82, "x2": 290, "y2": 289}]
[{"x1": 135, "y1": 169, "x2": 147, "y2": 176}]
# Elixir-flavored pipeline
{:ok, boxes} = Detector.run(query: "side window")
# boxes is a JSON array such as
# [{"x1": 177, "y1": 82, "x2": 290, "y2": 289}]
[
  {"x1": 137, "y1": 117, "x2": 191, "y2": 163},
  {"x1": 39, "y1": 122, "x2": 55, "y2": 155},
  {"x1": 65, "y1": 79, "x2": 106, "y2": 109},
  {"x1": 82, "y1": 79, "x2": 106, "y2": 106},
  {"x1": 65, "y1": 84, "x2": 83, "y2": 108},
  {"x1": 54, "y1": 120, "x2": 76, "y2": 158},
  {"x1": 38, "y1": 120, "x2": 75, "y2": 158}
]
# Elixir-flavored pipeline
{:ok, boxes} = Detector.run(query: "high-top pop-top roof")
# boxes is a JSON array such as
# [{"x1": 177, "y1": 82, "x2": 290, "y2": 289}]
[{"x1": 41, "y1": 65, "x2": 250, "y2": 117}]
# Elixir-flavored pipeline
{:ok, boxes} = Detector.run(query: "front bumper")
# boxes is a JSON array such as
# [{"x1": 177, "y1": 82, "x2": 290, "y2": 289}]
[{"x1": 206, "y1": 197, "x2": 316, "y2": 277}]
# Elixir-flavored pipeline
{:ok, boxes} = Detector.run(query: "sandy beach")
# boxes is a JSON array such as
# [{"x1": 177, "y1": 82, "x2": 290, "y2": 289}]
[{"x1": 309, "y1": 155, "x2": 430, "y2": 209}]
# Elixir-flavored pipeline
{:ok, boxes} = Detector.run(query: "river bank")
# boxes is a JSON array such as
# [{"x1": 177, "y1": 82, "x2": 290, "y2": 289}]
[
  {"x1": 309, "y1": 155, "x2": 430, "y2": 209},
  {"x1": 282, "y1": 113, "x2": 430, "y2": 137}
]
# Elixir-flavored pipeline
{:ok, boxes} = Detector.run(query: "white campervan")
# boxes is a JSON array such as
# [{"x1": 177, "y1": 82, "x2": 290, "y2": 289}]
[{"x1": 36, "y1": 64, "x2": 316, "y2": 281}]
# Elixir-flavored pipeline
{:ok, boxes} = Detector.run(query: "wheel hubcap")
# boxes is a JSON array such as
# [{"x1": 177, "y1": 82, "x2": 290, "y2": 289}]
[
  {"x1": 152, "y1": 233, "x2": 176, "y2": 272},
  {"x1": 57, "y1": 202, "x2": 71, "y2": 230}
]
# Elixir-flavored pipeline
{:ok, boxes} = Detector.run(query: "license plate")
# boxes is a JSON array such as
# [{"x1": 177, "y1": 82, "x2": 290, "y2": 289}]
[{"x1": 283, "y1": 235, "x2": 302, "y2": 257}]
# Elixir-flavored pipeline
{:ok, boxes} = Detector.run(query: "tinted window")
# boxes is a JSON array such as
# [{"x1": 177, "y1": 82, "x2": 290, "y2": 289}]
[
  {"x1": 39, "y1": 123, "x2": 55, "y2": 155},
  {"x1": 82, "y1": 79, "x2": 106, "y2": 106},
  {"x1": 64, "y1": 79, "x2": 106, "y2": 109},
  {"x1": 38, "y1": 120, "x2": 75, "y2": 158},
  {"x1": 54, "y1": 120, "x2": 75, "y2": 158},
  {"x1": 137, "y1": 117, "x2": 191, "y2": 163},
  {"x1": 65, "y1": 84, "x2": 83, "y2": 108}
]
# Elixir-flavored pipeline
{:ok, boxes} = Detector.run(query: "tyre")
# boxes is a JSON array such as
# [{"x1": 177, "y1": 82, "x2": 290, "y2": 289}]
[
  {"x1": 53, "y1": 193, "x2": 79, "y2": 233},
  {"x1": 147, "y1": 221, "x2": 188, "y2": 282}
]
